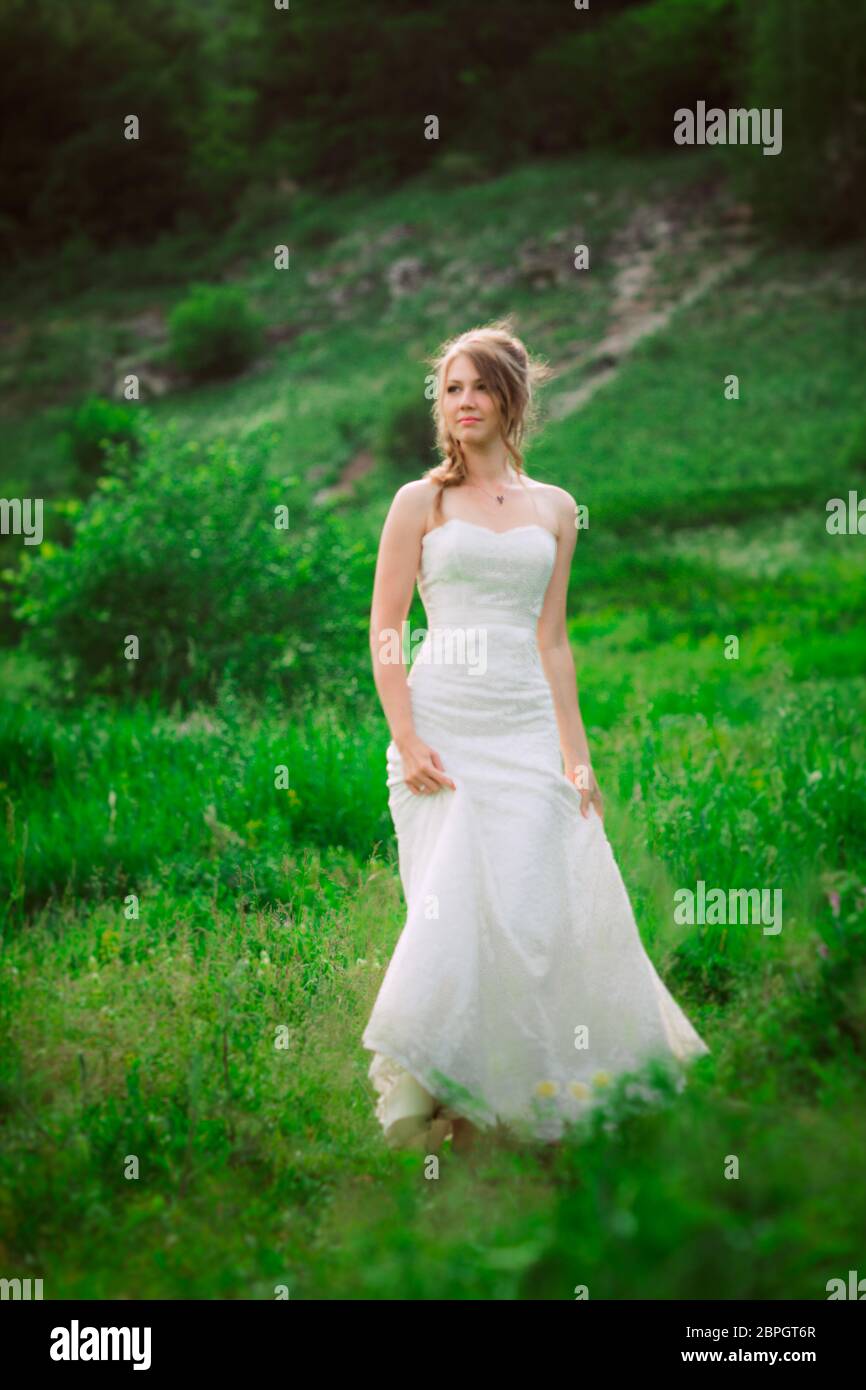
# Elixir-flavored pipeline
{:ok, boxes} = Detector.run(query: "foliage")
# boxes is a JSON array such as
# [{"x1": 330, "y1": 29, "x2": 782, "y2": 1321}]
[
  {"x1": 734, "y1": 0, "x2": 866, "y2": 243},
  {"x1": 525, "y1": 0, "x2": 738, "y2": 154},
  {"x1": 9, "y1": 423, "x2": 374, "y2": 706},
  {"x1": 60, "y1": 395, "x2": 144, "y2": 483},
  {"x1": 2, "y1": 0, "x2": 863, "y2": 258},
  {"x1": 167, "y1": 283, "x2": 266, "y2": 381},
  {"x1": 373, "y1": 384, "x2": 438, "y2": 478}
]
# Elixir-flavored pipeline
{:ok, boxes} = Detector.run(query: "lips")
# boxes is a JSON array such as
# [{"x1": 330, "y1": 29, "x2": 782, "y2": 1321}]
[{"x1": 460, "y1": 418, "x2": 480, "y2": 424}]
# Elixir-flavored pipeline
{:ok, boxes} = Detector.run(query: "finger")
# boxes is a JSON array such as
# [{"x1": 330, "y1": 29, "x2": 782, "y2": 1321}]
[
  {"x1": 426, "y1": 754, "x2": 456, "y2": 790},
  {"x1": 429, "y1": 769, "x2": 457, "y2": 790},
  {"x1": 409, "y1": 776, "x2": 436, "y2": 794},
  {"x1": 417, "y1": 763, "x2": 453, "y2": 792},
  {"x1": 566, "y1": 775, "x2": 585, "y2": 812},
  {"x1": 428, "y1": 756, "x2": 453, "y2": 789}
]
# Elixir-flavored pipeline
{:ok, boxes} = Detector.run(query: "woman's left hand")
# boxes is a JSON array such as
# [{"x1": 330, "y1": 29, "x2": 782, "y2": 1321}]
[{"x1": 567, "y1": 762, "x2": 604, "y2": 821}]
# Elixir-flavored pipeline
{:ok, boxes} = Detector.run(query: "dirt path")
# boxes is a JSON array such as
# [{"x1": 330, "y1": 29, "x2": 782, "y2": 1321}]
[
  {"x1": 320, "y1": 195, "x2": 758, "y2": 495},
  {"x1": 546, "y1": 204, "x2": 757, "y2": 420}
]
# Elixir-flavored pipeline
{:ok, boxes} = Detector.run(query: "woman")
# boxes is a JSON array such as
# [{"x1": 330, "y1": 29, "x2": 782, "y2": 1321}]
[{"x1": 362, "y1": 319, "x2": 709, "y2": 1155}]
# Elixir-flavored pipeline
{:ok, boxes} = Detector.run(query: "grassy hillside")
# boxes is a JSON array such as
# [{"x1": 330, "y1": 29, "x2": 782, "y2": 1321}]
[{"x1": 1, "y1": 149, "x2": 865, "y2": 1298}]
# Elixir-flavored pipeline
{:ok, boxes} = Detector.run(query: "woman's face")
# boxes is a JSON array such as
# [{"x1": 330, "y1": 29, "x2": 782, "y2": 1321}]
[{"x1": 442, "y1": 352, "x2": 501, "y2": 449}]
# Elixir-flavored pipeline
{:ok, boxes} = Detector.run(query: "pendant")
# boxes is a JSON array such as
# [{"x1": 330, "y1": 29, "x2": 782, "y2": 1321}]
[{"x1": 496, "y1": 495, "x2": 504, "y2": 504}]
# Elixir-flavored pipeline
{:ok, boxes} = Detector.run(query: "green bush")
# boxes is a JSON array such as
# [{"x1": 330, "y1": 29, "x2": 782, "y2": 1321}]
[
  {"x1": 60, "y1": 395, "x2": 143, "y2": 482},
  {"x1": 735, "y1": 0, "x2": 866, "y2": 243},
  {"x1": 9, "y1": 422, "x2": 375, "y2": 708},
  {"x1": 525, "y1": 0, "x2": 737, "y2": 153},
  {"x1": 373, "y1": 384, "x2": 437, "y2": 477},
  {"x1": 426, "y1": 149, "x2": 493, "y2": 188},
  {"x1": 167, "y1": 283, "x2": 266, "y2": 381}
]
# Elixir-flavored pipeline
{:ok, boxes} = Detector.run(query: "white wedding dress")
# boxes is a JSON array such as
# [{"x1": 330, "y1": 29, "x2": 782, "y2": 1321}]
[{"x1": 362, "y1": 517, "x2": 710, "y2": 1146}]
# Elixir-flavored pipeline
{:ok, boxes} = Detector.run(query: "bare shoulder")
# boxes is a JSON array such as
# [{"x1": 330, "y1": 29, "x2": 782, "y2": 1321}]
[
  {"x1": 384, "y1": 477, "x2": 440, "y2": 536},
  {"x1": 523, "y1": 478, "x2": 579, "y2": 537}
]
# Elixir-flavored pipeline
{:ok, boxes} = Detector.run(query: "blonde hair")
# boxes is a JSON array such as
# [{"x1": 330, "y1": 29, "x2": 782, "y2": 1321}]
[{"x1": 423, "y1": 317, "x2": 552, "y2": 516}]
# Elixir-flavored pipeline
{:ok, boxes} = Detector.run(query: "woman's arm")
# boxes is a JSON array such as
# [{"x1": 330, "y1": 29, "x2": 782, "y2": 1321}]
[
  {"x1": 536, "y1": 488, "x2": 603, "y2": 815},
  {"x1": 369, "y1": 483, "x2": 427, "y2": 748},
  {"x1": 369, "y1": 481, "x2": 456, "y2": 795},
  {"x1": 540, "y1": 644, "x2": 592, "y2": 776}
]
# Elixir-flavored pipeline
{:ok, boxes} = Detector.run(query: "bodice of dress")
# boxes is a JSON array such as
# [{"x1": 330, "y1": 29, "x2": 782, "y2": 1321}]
[
  {"x1": 417, "y1": 519, "x2": 557, "y2": 632},
  {"x1": 403, "y1": 515, "x2": 560, "y2": 746}
]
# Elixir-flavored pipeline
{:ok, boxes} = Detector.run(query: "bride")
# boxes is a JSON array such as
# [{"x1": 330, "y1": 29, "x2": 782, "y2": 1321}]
[{"x1": 362, "y1": 320, "x2": 709, "y2": 1155}]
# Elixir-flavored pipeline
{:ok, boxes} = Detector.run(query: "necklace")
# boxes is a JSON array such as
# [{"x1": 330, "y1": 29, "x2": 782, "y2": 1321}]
[{"x1": 465, "y1": 466, "x2": 514, "y2": 506}]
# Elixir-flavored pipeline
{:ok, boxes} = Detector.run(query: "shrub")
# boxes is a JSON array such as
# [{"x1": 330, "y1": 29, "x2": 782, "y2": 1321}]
[
  {"x1": 426, "y1": 149, "x2": 493, "y2": 188},
  {"x1": 373, "y1": 384, "x2": 438, "y2": 477},
  {"x1": 60, "y1": 395, "x2": 143, "y2": 482},
  {"x1": 167, "y1": 283, "x2": 266, "y2": 380},
  {"x1": 9, "y1": 422, "x2": 375, "y2": 709},
  {"x1": 735, "y1": 0, "x2": 866, "y2": 243},
  {"x1": 525, "y1": 0, "x2": 737, "y2": 154},
  {"x1": 525, "y1": 0, "x2": 866, "y2": 244}
]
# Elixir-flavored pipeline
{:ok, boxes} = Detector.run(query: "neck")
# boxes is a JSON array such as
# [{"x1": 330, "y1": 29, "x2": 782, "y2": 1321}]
[{"x1": 460, "y1": 442, "x2": 515, "y2": 487}]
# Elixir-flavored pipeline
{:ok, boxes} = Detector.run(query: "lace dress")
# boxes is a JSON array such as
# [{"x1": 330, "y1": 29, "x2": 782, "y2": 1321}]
[{"x1": 362, "y1": 519, "x2": 710, "y2": 1145}]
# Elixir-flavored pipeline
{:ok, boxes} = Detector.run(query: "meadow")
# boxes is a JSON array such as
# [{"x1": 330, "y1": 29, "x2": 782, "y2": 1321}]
[{"x1": 1, "y1": 148, "x2": 865, "y2": 1298}]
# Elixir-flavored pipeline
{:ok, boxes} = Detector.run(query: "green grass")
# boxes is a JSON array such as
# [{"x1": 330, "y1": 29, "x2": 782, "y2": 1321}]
[{"x1": 1, "y1": 147, "x2": 865, "y2": 1298}]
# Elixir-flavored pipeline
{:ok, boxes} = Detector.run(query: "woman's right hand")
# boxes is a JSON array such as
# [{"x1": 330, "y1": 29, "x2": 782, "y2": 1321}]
[{"x1": 396, "y1": 735, "x2": 456, "y2": 795}]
